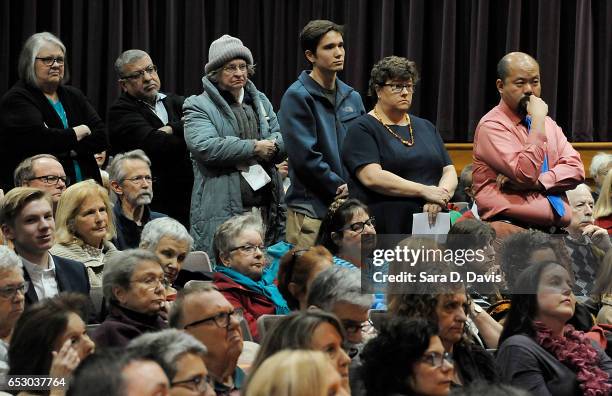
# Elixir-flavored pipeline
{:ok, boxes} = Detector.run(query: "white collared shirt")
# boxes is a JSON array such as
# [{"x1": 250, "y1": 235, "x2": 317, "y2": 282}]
[
  {"x1": 142, "y1": 92, "x2": 168, "y2": 124},
  {"x1": 21, "y1": 254, "x2": 59, "y2": 300}
]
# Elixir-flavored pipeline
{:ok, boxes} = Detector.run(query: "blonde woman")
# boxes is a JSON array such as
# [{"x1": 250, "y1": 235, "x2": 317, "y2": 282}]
[
  {"x1": 594, "y1": 168, "x2": 612, "y2": 235},
  {"x1": 245, "y1": 350, "x2": 348, "y2": 396},
  {"x1": 51, "y1": 180, "x2": 119, "y2": 288}
]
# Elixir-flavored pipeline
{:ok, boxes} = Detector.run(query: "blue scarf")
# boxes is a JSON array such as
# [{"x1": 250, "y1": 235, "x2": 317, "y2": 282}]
[{"x1": 216, "y1": 265, "x2": 290, "y2": 314}]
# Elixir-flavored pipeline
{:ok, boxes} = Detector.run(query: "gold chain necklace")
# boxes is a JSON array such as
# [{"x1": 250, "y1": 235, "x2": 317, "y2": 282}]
[{"x1": 373, "y1": 108, "x2": 414, "y2": 146}]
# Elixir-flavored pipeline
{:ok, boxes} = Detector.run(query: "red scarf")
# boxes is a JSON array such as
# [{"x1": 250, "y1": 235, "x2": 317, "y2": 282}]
[{"x1": 534, "y1": 321, "x2": 612, "y2": 396}]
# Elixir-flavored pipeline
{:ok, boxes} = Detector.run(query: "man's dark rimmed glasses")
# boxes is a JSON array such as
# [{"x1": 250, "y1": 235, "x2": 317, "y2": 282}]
[
  {"x1": 0, "y1": 282, "x2": 29, "y2": 299},
  {"x1": 420, "y1": 351, "x2": 454, "y2": 368},
  {"x1": 171, "y1": 374, "x2": 213, "y2": 393},
  {"x1": 121, "y1": 64, "x2": 158, "y2": 81},
  {"x1": 27, "y1": 175, "x2": 69, "y2": 186},
  {"x1": 339, "y1": 217, "x2": 376, "y2": 234},
  {"x1": 183, "y1": 309, "x2": 244, "y2": 329},
  {"x1": 341, "y1": 319, "x2": 370, "y2": 335}
]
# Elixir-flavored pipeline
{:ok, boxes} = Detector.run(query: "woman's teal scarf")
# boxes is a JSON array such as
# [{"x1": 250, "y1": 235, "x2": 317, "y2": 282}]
[{"x1": 216, "y1": 265, "x2": 290, "y2": 314}]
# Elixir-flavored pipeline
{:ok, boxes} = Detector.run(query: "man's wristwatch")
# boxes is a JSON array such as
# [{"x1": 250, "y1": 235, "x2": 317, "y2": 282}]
[{"x1": 471, "y1": 302, "x2": 483, "y2": 318}]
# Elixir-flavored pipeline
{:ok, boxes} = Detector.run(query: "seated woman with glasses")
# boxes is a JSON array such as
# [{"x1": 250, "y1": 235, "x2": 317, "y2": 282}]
[
  {"x1": 497, "y1": 261, "x2": 612, "y2": 395},
  {"x1": 51, "y1": 180, "x2": 120, "y2": 291},
  {"x1": 388, "y1": 260, "x2": 498, "y2": 388},
  {"x1": 360, "y1": 317, "x2": 453, "y2": 396},
  {"x1": 212, "y1": 213, "x2": 289, "y2": 341},
  {"x1": 342, "y1": 56, "x2": 456, "y2": 234},
  {"x1": 128, "y1": 329, "x2": 216, "y2": 396},
  {"x1": 0, "y1": 32, "x2": 107, "y2": 191},
  {"x1": 183, "y1": 34, "x2": 286, "y2": 259},
  {"x1": 277, "y1": 246, "x2": 334, "y2": 311},
  {"x1": 245, "y1": 350, "x2": 349, "y2": 396},
  {"x1": 316, "y1": 198, "x2": 377, "y2": 271},
  {"x1": 92, "y1": 249, "x2": 168, "y2": 348},
  {"x1": 316, "y1": 198, "x2": 386, "y2": 308},
  {"x1": 246, "y1": 310, "x2": 352, "y2": 395}
]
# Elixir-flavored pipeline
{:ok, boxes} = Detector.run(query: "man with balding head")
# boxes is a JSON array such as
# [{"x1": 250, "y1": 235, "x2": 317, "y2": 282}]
[
  {"x1": 564, "y1": 184, "x2": 611, "y2": 301},
  {"x1": 169, "y1": 283, "x2": 245, "y2": 395},
  {"x1": 473, "y1": 52, "x2": 584, "y2": 231},
  {"x1": 13, "y1": 154, "x2": 68, "y2": 212}
]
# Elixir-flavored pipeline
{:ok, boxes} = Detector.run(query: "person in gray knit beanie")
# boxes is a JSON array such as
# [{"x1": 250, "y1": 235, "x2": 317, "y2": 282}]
[
  {"x1": 205, "y1": 34, "x2": 254, "y2": 74},
  {"x1": 182, "y1": 32, "x2": 287, "y2": 263}
]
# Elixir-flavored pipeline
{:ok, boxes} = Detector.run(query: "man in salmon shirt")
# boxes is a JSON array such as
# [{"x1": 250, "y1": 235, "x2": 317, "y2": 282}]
[{"x1": 473, "y1": 52, "x2": 584, "y2": 232}]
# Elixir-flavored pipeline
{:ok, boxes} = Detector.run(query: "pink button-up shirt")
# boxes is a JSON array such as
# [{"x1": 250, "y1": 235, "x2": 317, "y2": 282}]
[{"x1": 473, "y1": 99, "x2": 584, "y2": 227}]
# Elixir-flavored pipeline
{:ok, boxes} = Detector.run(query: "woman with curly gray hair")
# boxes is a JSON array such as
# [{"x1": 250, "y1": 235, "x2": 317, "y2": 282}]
[{"x1": 342, "y1": 56, "x2": 456, "y2": 234}]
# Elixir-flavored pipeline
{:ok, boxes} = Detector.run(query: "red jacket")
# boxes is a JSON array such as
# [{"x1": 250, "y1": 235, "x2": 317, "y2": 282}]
[{"x1": 213, "y1": 272, "x2": 275, "y2": 341}]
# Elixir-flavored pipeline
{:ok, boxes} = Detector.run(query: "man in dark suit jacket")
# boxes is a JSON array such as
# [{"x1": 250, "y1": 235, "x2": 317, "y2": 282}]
[
  {"x1": 108, "y1": 50, "x2": 192, "y2": 226},
  {"x1": 0, "y1": 188, "x2": 90, "y2": 305}
]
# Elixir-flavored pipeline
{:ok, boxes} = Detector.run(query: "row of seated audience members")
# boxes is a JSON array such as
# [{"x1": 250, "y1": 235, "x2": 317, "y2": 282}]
[{"x1": 1, "y1": 177, "x2": 612, "y2": 394}]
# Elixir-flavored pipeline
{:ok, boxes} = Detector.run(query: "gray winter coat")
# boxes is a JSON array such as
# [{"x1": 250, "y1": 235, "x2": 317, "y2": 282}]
[{"x1": 184, "y1": 77, "x2": 285, "y2": 257}]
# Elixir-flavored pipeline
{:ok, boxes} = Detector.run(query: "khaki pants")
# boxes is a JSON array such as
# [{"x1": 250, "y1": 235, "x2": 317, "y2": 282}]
[{"x1": 286, "y1": 209, "x2": 322, "y2": 249}]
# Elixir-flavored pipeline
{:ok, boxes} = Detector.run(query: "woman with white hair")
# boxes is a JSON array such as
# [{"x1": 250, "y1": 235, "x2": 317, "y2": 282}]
[
  {"x1": 140, "y1": 217, "x2": 209, "y2": 301},
  {"x1": 213, "y1": 213, "x2": 289, "y2": 340},
  {"x1": 0, "y1": 32, "x2": 107, "y2": 190},
  {"x1": 128, "y1": 329, "x2": 215, "y2": 396},
  {"x1": 51, "y1": 180, "x2": 120, "y2": 288}
]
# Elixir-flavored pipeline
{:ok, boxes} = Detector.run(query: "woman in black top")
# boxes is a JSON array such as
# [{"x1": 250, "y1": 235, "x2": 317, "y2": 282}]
[
  {"x1": 342, "y1": 56, "x2": 456, "y2": 235},
  {"x1": 0, "y1": 32, "x2": 107, "y2": 190}
]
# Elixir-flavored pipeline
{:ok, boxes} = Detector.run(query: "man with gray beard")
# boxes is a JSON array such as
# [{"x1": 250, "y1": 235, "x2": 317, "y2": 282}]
[{"x1": 108, "y1": 149, "x2": 166, "y2": 249}]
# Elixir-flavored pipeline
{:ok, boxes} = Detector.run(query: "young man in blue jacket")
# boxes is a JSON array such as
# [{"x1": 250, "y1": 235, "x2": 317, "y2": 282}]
[{"x1": 279, "y1": 20, "x2": 365, "y2": 249}]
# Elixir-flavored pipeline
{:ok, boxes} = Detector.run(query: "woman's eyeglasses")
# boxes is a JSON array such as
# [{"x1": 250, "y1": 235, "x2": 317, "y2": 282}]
[
  {"x1": 340, "y1": 217, "x2": 376, "y2": 234},
  {"x1": 420, "y1": 351, "x2": 454, "y2": 368},
  {"x1": 382, "y1": 83, "x2": 415, "y2": 94},
  {"x1": 230, "y1": 244, "x2": 266, "y2": 255},
  {"x1": 36, "y1": 56, "x2": 65, "y2": 66},
  {"x1": 171, "y1": 374, "x2": 213, "y2": 393}
]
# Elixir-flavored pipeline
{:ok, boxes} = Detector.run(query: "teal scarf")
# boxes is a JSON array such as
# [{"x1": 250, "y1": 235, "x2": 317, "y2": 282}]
[{"x1": 216, "y1": 265, "x2": 290, "y2": 314}]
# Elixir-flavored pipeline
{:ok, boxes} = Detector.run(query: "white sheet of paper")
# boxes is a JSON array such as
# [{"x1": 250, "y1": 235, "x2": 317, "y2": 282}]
[
  {"x1": 240, "y1": 164, "x2": 271, "y2": 191},
  {"x1": 412, "y1": 212, "x2": 451, "y2": 234}
]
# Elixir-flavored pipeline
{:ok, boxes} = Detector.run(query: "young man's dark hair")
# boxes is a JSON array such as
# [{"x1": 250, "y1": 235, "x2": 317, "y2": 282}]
[{"x1": 299, "y1": 20, "x2": 344, "y2": 55}]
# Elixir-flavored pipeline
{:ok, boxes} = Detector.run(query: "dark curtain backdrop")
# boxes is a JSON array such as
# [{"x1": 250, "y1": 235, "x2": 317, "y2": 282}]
[{"x1": 1, "y1": 0, "x2": 610, "y2": 142}]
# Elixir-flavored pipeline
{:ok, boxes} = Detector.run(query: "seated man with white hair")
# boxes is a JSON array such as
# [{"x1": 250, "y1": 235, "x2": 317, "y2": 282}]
[
  {"x1": 0, "y1": 246, "x2": 26, "y2": 374},
  {"x1": 565, "y1": 183, "x2": 612, "y2": 303},
  {"x1": 140, "y1": 217, "x2": 211, "y2": 301}
]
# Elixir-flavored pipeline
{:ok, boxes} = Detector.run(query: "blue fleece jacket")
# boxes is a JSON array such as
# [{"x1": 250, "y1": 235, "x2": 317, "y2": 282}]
[{"x1": 279, "y1": 71, "x2": 365, "y2": 219}]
